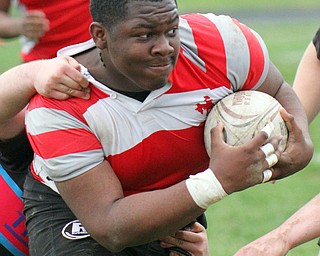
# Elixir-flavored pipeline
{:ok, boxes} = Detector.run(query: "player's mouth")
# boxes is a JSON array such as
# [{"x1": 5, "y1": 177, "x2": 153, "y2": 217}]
[{"x1": 148, "y1": 59, "x2": 173, "y2": 73}]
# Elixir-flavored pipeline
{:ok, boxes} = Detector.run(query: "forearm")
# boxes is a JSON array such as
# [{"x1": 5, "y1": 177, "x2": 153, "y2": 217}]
[
  {"x1": 0, "y1": 12, "x2": 23, "y2": 38},
  {"x1": 104, "y1": 183, "x2": 204, "y2": 249},
  {"x1": 0, "y1": 62, "x2": 38, "y2": 138},
  {"x1": 277, "y1": 194, "x2": 320, "y2": 250},
  {"x1": 293, "y1": 42, "x2": 320, "y2": 124},
  {"x1": 57, "y1": 173, "x2": 211, "y2": 255},
  {"x1": 58, "y1": 169, "x2": 205, "y2": 252}
]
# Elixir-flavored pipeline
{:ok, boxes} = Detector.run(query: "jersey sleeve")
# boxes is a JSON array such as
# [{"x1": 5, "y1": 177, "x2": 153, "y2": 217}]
[
  {"x1": 26, "y1": 94, "x2": 104, "y2": 183},
  {"x1": 179, "y1": 13, "x2": 269, "y2": 92}
]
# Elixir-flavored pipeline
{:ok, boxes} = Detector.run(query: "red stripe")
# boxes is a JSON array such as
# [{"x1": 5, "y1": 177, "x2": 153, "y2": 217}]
[
  {"x1": 28, "y1": 128, "x2": 102, "y2": 159},
  {"x1": 108, "y1": 126, "x2": 209, "y2": 196},
  {"x1": 0, "y1": 177, "x2": 29, "y2": 255},
  {"x1": 232, "y1": 18, "x2": 266, "y2": 89},
  {"x1": 28, "y1": 85, "x2": 109, "y2": 121},
  {"x1": 188, "y1": 14, "x2": 230, "y2": 86}
]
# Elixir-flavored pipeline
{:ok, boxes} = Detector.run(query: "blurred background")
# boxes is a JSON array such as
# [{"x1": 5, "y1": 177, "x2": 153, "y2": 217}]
[{"x1": 0, "y1": 1, "x2": 319, "y2": 255}]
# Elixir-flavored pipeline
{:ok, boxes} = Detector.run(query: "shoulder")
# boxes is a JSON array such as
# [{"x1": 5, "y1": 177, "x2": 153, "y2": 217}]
[
  {"x1": 178, "y1": 13, "x2": 268, "y2": 61},
  {"x1": 176, "y1": 13, "x2": 269, "y2": 91},
  {"x1": 179, "y1": 13, "x2": 262, "y2": 43}
]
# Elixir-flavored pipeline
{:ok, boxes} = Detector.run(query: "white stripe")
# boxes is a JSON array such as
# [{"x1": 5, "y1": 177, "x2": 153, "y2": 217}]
[
  {"x1": 33, "y1": 149, "x2": 103, "y2": 182},
  {"x1": 203, "y1": 13, "x2": 251, "y2": 91},
  {"x1": 250, "y1": 29, "x2": 270, "y2": 89},
  {"x1": 26, "y1": 108, "x2": 90, "y2": 135},
  {"x1": 179, "y1": 17, "x2": 206, "y2": 72}
]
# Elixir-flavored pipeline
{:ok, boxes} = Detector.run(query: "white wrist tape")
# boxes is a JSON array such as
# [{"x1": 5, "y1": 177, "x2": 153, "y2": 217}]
[{"x1": 186, "y1": 168, "x2": 228, "y2": 209}]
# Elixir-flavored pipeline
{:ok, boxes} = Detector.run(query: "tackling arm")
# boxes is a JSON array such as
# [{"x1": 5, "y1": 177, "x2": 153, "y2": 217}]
[
  {"x1": 234, "y1": 194, "x2": 320, "y2": 256},
  {"x1": 293, "y1": 41, "x2": 320, "y2": 124},
  {"x1": 0, "y1": 57, "x2": 89, "y2": 140}
]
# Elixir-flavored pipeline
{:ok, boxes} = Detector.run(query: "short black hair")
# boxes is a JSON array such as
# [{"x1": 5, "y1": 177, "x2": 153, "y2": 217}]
[{"x1": 90, "y1": 0, "x2": 177, "y2": 29}]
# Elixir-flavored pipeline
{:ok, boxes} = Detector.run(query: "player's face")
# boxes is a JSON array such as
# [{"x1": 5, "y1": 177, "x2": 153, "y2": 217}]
[{"x1": 102, "y1": 0, "x2": 180, "y2": 92}]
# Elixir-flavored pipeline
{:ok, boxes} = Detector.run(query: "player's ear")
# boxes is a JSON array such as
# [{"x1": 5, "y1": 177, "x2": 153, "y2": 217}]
[{"x1": 90, "y1": 22, "x2": 108, "y2": 49}]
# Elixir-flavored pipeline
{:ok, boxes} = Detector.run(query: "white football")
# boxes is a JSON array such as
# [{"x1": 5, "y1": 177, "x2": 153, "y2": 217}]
[{"x1": 204, "y1": 90, "x2": 288, "y2": 156}]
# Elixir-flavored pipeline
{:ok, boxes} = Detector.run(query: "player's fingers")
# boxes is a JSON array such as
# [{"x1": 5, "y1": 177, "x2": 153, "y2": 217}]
[
  {"x1": 265, "y1": 154, "x2": 278, "y2": 168},
  {"x1": 260, "y1": 143, "x2": 274, "y2": 157},
  {"x1": 209, "y1": 122, "x2": 225, "y2": 147},
  {"x1": 46, "y1": 86, "x2": 90, "y2": 100},
  {"x1": 261, "y1": 122, "x2": 274, "y2": 140},
  {"x1": 262, "y1": 169, "x2": 273, "y2": 183},
  {"x1": 56, "y1": 82, "x2": 90, "y2": 100},
  {"x1": 184, "y1": 222, "x2": 204, "y2": 233},
  {"x1": 279, "y1": 107, "x2": 294, "y2": 132},
  {"x1": 169, "y1": 252, "x2": 182, "y2": 256},
  {"x1": 247, "y1": 122, "x2": 275, "y2": 149},
  {"x1": 259, "y1": 135, "x2": 282, "y2": 157},
  {"x1": 64, "y1": 56, "x2": 81, "y2": 71},
  {"x1": 25, "y1": 10, "x2": 47, "y2": 18},
  {"x1": 24, "y1": 12, "x2": 49, "y2": 28},
  {"x1": 23, "y1": 29, "x2": 45, "y2": 40},
  {"x1": 44, "y1": 90, "x2": 71, "y2": 101},
  {"x1": 63, "y1": 57, "x2": 89, "y2": 89}
]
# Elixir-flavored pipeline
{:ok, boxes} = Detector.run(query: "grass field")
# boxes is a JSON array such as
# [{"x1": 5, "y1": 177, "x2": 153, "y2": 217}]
[
  {"x1": 0, "y1": 2, "x2": 319, "y2": 255},
  {"x1": 177, "y1": 0, "x2": 320, "y2": 12}
]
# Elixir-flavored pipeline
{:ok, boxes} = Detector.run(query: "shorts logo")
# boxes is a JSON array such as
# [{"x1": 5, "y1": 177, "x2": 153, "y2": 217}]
[{"x1": 62, "y1": 220, "x2": 90, "y2": 240}]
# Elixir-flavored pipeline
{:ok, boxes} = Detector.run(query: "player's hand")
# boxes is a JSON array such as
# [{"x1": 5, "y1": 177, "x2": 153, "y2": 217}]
[
  {"x1": 234, "y1": 229, "x2": 289, "y2": 256},
  {"x1": 208, "y1": 122, "x2": 282, "y2": 194},
  {"x1": 271, "y1": 108, "x2": 313, "y2": 179},
  {"x1": 20, "y1": 10, "x2": 49, "y2": 41},
  {"x1": 160, "y1": 222, "x2": 210, "y2": 256},
  {"x1": 34, "y1": 56, "x2": 90, "y2": 100}
]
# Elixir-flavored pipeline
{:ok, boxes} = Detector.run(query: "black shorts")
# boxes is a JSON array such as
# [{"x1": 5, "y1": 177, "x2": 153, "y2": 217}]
[{"x1": 23, "y1": 172, "x2": 206, "y2": 256}]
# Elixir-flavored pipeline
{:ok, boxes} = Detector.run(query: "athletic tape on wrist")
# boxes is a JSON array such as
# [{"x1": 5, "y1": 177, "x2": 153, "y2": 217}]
[{"x1": 186, "y1": 168, "x2": 228, "y2": 209}]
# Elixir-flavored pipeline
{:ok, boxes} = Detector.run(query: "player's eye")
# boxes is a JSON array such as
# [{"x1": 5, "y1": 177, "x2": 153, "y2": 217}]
[
  {"x1": 168, "y1": 27, "x2": 178, "y2": 36},
  {"x1": 139, "y1": 32, "x2": 153, "y2": 39}
]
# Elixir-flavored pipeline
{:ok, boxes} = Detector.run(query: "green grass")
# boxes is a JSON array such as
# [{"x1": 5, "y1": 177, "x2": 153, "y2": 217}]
[
  {"x1": 177, "y1": 0, "x2": 320, "y2": 12},
  {"x1": 0, "y1": 38, "x2": 21, "y2": 73},
  {"x1": 0, "y1": 3, "x2": 319, "y2": 255},
  {"x1": 249, "y1": 22, "x2": 319, "y2": 84}
]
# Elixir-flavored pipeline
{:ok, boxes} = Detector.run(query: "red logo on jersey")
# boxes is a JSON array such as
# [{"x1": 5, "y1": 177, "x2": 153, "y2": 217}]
[{"x1": 196, "y1": 96, "x2": 213, "y2": 114}]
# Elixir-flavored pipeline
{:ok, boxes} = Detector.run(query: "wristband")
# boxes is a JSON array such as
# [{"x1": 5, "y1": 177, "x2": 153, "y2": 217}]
[{"x1": 186, "y1": 168, "x2": 228, "y2": 209}]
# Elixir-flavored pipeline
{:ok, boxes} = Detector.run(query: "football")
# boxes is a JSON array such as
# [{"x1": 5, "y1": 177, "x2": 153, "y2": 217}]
[{"x1": 204, "y1": 90, "x2": 288, "y2": 156}]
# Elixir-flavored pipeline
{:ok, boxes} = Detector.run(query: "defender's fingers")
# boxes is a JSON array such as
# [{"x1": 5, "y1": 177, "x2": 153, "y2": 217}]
[
  {"x1": 61, "y1": 57, "x2": 89, "y2": 89},
  {"x1": 58, "y1": 84, "x2": 90, "y2": 100}
]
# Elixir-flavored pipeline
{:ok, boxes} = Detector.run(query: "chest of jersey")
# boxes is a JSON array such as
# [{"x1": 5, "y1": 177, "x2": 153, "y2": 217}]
[{"x1": 84, "y1": 83, "x2": 222, "y2": 195}]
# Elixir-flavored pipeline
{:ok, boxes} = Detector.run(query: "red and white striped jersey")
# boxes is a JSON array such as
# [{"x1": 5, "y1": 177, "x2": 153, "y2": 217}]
[{"x1": 26, "y1": 13, "x2": 269, "y2": 196}]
